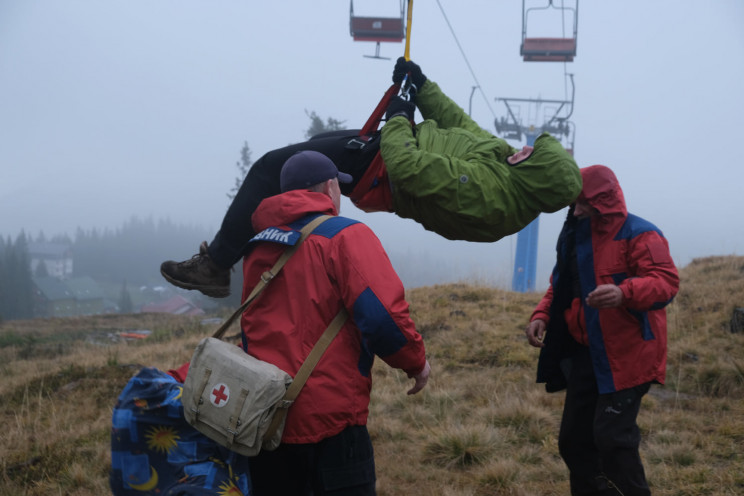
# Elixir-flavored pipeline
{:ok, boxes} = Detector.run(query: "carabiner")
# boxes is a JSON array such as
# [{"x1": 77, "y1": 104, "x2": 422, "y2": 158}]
[{"x1": 399, "y1": 74, "x2": 416, "y2": 101}]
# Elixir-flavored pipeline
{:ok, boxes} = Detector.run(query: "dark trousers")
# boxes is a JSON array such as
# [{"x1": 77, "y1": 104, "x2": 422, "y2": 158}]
[
  {"x1": 558, "y1": 348, "x2": 652, "y2": 496},
  {"x1": 208, "y1": 130, "x2": 380, "y2": 268},
  {"x1": 248, "y1": 425, "x2": 377, "y2": 496}
]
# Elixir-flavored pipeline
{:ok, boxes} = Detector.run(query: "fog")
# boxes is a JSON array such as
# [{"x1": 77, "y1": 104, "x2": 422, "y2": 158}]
[{"x1": 2, "y1": 1, "x2": 742, "y2": 289}]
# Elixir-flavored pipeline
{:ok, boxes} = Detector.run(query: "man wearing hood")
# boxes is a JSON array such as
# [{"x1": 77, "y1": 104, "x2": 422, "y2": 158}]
[
  {"x1": 241, "y1": 150, "x2": 430, "y2": 495},
  {"x1": 160, "y1": 58, "x2": 581, "y2": 298},
  {"x1": 525, "y1": 165, "x2": 679, "y2": 495}
]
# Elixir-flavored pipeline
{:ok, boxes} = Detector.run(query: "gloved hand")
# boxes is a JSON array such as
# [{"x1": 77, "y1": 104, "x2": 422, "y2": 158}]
[
  {"x1": 385, "y1": 95, "x2": 416, "y2": 121},
  {"x1": 391, "y1": 56, "x2": 427, "y2": 90}
]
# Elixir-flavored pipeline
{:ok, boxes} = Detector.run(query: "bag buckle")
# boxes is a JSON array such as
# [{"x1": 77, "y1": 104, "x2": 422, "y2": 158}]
[
  {"x1": 345, "y1": 137, "x2": 368, "y2": 150},
  {"x1": 345, "y1": 133, "x2": 377, "y2": 150}
]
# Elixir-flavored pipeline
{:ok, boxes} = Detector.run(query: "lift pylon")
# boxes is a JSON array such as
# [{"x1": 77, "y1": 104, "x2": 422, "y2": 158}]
[{"x1": 495, "y1": 79, "x2": 576, "y2": 292}]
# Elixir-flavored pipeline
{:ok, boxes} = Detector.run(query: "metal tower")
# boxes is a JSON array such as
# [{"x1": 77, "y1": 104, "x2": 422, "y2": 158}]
[{"x1": 494, "y1": 91, "x2": 575, "y2": 292}]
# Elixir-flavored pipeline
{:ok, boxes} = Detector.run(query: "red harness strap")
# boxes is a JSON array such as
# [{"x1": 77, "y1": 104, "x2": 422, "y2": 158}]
[
  {"x1": 359, "y1": 83, "x2": 401, "y2": 138},
  {"x1": 349, "y1": 83, "x2": 400, "y2": 213},
  {"x1": 349, "y1": 152, "x2": 393, "y2": 213}
]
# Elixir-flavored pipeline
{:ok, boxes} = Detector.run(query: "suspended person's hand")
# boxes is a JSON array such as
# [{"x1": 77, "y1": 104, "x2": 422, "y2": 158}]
[
  {"x1": 392, "y1": 57, "x2": 409, "y2": 84},
  {"x1": 392, "y1": 56, "x2": 427, "y2": 90},
  {"x1": 385, "y1": 95, "x2": 416, "y2": 121}
]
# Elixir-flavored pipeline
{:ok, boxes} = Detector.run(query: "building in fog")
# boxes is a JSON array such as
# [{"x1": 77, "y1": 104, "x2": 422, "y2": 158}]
[
  {"x1": 28, "y1": 242, "x2": 73, "y2": 279},
  {"x1": 32, "y1": 276, "x2": 105, "y2": 317}
]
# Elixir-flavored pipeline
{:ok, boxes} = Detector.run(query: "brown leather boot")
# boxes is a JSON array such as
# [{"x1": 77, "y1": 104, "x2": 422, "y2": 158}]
[{"x1": 160, "y1": 242, "x2": 230, "y2": 298}]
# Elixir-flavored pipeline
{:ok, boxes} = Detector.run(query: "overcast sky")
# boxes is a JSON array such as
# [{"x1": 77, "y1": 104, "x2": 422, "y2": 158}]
[{"x1": 2, "y1": 1, "x2": 743, "y2": 289}]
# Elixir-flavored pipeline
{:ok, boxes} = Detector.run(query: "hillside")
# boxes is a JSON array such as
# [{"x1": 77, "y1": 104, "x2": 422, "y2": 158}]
[{"x1": 1, "y1": 256, "x2": 743, "y2": 495}]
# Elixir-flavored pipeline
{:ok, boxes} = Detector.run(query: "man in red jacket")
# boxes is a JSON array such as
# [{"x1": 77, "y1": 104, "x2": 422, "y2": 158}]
[
  {"x1": 240, "y1": 150, "x2": 430, "y2": 495},
  {"x1": 525, "y1": 165, "x2": 679, "y2": 496}
]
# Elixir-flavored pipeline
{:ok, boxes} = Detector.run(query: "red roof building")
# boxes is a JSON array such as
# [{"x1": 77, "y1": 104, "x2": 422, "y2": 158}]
[{"x1": 140, "y1": 295, "x2": 205, "y2": 316}]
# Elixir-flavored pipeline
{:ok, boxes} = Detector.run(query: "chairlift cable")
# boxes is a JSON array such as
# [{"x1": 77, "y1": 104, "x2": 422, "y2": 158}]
[
  {"x1": 560, "y1": 0, "x2": 567, "y2": 38},
  {"x1": 560, "y1": 0, "x2": 569, "y2": 103},
  {"x1": 434, "y1": 0, "x2": 497, "y2": 121},
  {"x1": 560, "y1": 0, "x2": 579, "y2": 105}
]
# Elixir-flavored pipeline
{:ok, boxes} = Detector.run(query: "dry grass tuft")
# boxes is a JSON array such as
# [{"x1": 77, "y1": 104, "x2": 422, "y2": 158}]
[
  {"x1": 2, "y1": 256, "x2": 744, "y2": 495},
  {"x1": 423, "y1": 425, "x2": 499, "y2": 469}
]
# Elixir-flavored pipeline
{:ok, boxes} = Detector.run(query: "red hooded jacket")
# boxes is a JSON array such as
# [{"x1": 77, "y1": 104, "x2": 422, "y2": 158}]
[
  {"x1": 240, "y1": 190, "x2": 426, "y2": 444},
  {"x1": 531, "y1": 165, "x2": 679, "y2": 393}
]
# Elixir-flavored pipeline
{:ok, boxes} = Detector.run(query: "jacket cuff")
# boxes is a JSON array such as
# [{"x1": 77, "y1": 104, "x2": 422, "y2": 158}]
[
  {"x1": 405, "y1": 357, "x2": 427, "y2": 378},
  {"x1": 389, "y1": 113, "x2": 412, "y2": 122},
  {"x1": 619, "y1": 283, "x2": 632, "y2": 304},
  {"x1": 531, "y1": 311, "x2": 550, "y2": 323}
]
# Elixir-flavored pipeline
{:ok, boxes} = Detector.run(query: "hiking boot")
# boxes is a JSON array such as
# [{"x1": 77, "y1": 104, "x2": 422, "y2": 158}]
[{"x1": 160, "y1": 242, "x2": 230, "y2": 298}]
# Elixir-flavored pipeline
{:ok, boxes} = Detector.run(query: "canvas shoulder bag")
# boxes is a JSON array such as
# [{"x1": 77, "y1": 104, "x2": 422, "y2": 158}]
[{"x1": 182, "y1": 215, "x2": 348, "y2": 456}]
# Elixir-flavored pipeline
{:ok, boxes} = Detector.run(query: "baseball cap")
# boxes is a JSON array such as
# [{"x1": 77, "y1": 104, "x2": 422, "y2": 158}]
[{"x1": 279, "y1": 151, "x2": 353, "y2": 193}]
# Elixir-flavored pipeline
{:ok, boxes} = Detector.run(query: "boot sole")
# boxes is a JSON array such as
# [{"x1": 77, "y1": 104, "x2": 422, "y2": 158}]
[{"x1": 160, "y1": 269, "x2": 230, "y2": 298}]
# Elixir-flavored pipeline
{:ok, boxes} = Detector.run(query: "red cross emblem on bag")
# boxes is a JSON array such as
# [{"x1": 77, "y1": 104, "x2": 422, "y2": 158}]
[{"x1": 210, "y1": 383, "x2": 230, "y2": 407}]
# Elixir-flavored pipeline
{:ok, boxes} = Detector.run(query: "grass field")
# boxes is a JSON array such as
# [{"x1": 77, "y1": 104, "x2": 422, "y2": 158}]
[{"x1": 1, "y1": 256, "x2": 743, "y2": 495}]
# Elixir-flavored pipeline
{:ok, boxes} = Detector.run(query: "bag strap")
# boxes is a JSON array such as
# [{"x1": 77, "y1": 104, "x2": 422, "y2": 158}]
[
  {"x1": 263, "y1": 307, "x2": 349, "y2": 441},
  {"x1": 211, "y1": 214, "x2": 331, "y2": 340},
  {"x1": 203, "y1": 212, "x2": 348, "y2": 444}
]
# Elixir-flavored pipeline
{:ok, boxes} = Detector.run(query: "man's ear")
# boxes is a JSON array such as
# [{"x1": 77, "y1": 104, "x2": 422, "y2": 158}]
[{"x1": 321, "y1": 179, "x2": 334, "y2": 197}]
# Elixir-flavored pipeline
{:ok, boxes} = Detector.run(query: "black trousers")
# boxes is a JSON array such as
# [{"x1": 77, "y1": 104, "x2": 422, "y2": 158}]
[
  {"x1": 248, "y1": 425, "x2": 376, "y2": 496},
  {"x1": 558, "y1": 348, "x2": 652, "y2": 496},
  {"x1": 208, "y1": 130, "x2": 380, "y2": 268}
]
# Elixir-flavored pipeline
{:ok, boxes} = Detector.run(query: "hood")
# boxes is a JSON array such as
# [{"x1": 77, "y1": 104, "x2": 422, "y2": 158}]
[
  {"x1": 577, "y1": 164, "x2": 627, "y2": 218},
  {"x1": 515, "y1": 133, "x2": 582, "y2": 213},
  {"x1": 520, "y1": 133, "x2": 575, "y2": 170},
  {"x1": 252, "y1": 190, "x2": 338, "y2": 232}
]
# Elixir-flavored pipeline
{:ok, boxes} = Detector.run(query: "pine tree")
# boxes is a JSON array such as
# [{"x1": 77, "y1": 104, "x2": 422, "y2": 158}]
[
  {"x1": 304, "y1": 110, "x2": 345, "y2": 139},
  {"x1": 0, "y1": 237, "x2": 6, "y2": 321},
  {"x1": 35, "y1": 260, "x2": 49, "y2": 277},
  {"x1": 118, "y1": 280, "x2": 133, "y2": 314},
  {"x1": 13, "y1": 232, "x2": 34, "y2": 319},
  {"x1": 0, "y1": 233, "x2": 34, "y2": 320},
  {"x1": 228, "y1": 141, "x2": 253, "y2": 201}
]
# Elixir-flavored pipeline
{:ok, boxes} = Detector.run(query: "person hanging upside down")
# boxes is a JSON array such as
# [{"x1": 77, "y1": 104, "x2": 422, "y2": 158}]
[{"x1": 161, "y1": 58, "x2": 582, "y2": 297}]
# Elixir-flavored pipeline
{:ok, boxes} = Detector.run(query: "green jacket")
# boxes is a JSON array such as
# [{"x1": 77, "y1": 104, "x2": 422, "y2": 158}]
[{"x1": 380, "y1": 80, "x2": 581, "y2": 242}]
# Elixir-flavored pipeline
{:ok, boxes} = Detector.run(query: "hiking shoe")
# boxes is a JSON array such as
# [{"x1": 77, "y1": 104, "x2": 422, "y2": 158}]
[{"x1": 160, "y1": 242, "x2": 230, "y2": 298}]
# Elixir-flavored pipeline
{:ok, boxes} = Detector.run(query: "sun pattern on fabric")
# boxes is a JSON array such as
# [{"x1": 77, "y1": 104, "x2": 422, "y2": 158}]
[
  {"x1": 217, "y1": 480, "x2": 243, "y2": 496},
  {"x1": 134, "y1": 398, "x2": 148, "y2": 408},
  {"x1": 145, "y1": 426, "x2": 180, "y2": 454}
]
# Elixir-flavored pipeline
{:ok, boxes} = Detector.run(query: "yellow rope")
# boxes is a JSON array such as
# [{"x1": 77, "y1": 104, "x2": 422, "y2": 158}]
[{"x1": 404, "y1": 0, "x2": 413, "y2": 60}]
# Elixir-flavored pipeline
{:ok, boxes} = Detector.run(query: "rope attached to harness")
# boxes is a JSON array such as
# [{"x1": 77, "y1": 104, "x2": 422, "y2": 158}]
[
  {"x1": 404, "y1": 0, "x2": 413, "y2": 61},
  {"x1": 358, "y1": 0, "x2": 414, "y2": 139}
]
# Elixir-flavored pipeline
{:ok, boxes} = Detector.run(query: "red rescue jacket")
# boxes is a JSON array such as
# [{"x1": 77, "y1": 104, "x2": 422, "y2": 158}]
[
  {"x1": 240, "y1": 190, "x2": 426, "y2": 443},
  {"x1": 531, "y1": 165, "x2": 679, "y2": 393}
]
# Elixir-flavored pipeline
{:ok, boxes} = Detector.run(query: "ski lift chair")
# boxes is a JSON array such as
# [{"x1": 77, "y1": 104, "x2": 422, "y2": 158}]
[
  {"x1": 349, "y1": 0, "x2": 405, "y2": 59},
  {"x1": 521, "y1": 0, "x2": 578, "y2": 62}
]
